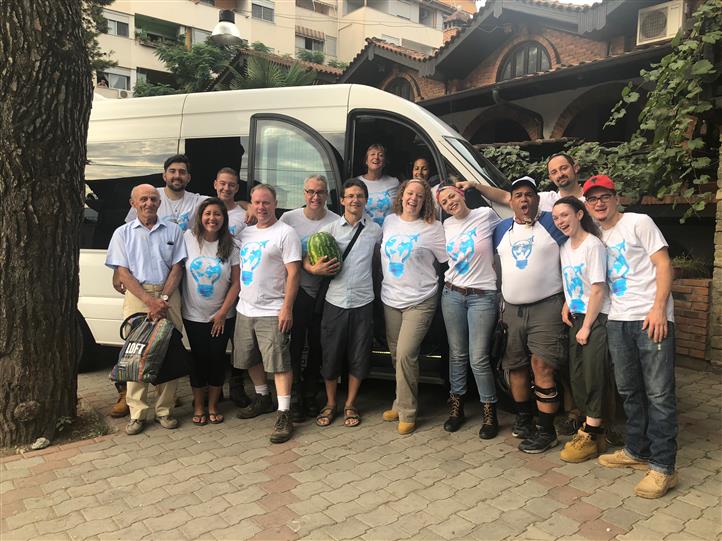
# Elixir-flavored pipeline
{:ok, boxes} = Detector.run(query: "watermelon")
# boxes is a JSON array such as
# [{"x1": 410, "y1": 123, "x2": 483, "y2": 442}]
[{"x1": 307, "y1": 232, "x2": 342, "y2": 270}]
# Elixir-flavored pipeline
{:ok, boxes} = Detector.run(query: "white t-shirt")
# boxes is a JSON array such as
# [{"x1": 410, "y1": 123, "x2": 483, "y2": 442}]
[
  {"x1": 357, "y1": 175, "x2": 399, "y2": 226},
  {"x1": 601, "y1": 213, "x2": 674, "y2": 322},
  {"x1": 493, "y1": 212, "x2": 567, "y2": 305},
  {"x1": 236, "y1": 221, "x2": 302, "y2": 317},
  {"x1": 538, "y1": 190, "x2": 585, "y2": 212},
  {"x1": 560, "y1": 234, "x2": 611, "y2": 315},
  {"x1": 126, "y1": 189, "x2": 207, "y2": 232},
  {"x1": 227, "y1": 206, "x2": 247, "y2": 244},
  {"x1": 444, "y1": 208, "x2": 500, "y2": 291},
  {"x1": 381, "y1": 214, "x2": 448, "y2": 309},
  {"x1": 279, "y1": 208, "x2": 340, "y2": 298},
  {"x1": 181, "y1": 230, "x2": 240, "y2": 322}
]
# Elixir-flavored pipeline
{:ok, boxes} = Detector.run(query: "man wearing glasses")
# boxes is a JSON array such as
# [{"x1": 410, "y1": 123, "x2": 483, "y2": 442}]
[{"x1": 279, "y1": 175, "x2": 339, "y2": 421}]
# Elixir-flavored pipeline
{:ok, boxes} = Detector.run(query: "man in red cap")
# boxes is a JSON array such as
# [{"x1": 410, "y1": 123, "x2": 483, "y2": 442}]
[{"x1": 583, "y1": 175, "x2": 678, "y2": 499}]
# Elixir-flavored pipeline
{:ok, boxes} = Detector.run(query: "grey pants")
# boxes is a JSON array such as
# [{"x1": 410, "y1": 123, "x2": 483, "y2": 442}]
[{"x1": 384, "y1": 295, "x2": 438, "y2": 423}]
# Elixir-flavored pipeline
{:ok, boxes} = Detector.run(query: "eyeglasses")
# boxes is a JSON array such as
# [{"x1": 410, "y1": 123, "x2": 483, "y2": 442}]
[
  {"x1": 304, "y1": 189, "x2": 328, "y2": 197},
  {"x1": 586, "y1": 194, "x2": 614, "y2": 204}
]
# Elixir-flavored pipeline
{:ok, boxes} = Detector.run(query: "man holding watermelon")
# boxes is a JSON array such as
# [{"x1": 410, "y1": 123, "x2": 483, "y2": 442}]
[
  {"x1": 279, "y1": 175, "x2": 339, "y2": 422},
  {"x1": 306, "y1": 178, "x2": 383, "y2": 427}
]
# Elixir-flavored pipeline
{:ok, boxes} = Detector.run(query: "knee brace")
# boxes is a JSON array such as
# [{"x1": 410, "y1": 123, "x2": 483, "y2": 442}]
[{"x1": 533, "y1": 383, "x2": 560, "y2": 404}]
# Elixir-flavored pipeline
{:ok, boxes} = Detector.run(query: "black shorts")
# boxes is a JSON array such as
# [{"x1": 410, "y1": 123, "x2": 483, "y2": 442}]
[{"x1": 320, "y1": 302, "x2": 374, "y2": 380}]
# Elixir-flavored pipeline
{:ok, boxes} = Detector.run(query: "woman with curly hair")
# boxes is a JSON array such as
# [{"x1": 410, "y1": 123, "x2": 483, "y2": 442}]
[{"x1": 380, "y1": 178, "x2": 448, "y2": 435}]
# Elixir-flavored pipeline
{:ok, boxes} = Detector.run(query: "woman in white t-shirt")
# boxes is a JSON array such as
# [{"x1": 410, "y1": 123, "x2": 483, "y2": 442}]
[
  {"x1": 182, "y1": 197, "x2": 241, "y2": 426},
  {"x1": 357, "y1": 143, "x2": 399, "y2": 226},
  {"x1": 437, "y1": 184, "x2": 501, "y2": 439},
  {"x1": 381, "y1": 179, "x2": 448, "y2": 435},
  {"x1": 552, "y1": 196, "x2": 611, "y2": 463}
]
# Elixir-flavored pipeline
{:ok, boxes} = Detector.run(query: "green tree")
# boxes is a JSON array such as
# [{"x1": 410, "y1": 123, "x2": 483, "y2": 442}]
[{"x1": 222, "y1": 56, "x2": 318, "y2": 90}]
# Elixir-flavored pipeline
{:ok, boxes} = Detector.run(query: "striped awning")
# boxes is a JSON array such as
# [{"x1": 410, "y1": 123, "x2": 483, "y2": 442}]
[{"x1": 295, "y1": 25, "x2": 325, "y2": 41}]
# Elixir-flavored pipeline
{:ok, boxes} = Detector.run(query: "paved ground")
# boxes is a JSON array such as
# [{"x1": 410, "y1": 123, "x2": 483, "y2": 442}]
[{"x1": 1, "y1": 364, "x2": 720, "y2": 541}]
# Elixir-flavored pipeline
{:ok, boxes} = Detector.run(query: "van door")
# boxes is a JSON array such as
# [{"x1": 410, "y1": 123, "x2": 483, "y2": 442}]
[{"x1": 248, "y1": 114, "x2": 343, "y2": 214}]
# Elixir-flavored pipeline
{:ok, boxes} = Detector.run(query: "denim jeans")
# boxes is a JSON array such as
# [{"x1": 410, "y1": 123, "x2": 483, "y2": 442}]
[
  {"x1": 441, "y1": 287, "x2": 498, "y2": 403},
  {"x1": 607, "y1": 321, "x2": 677, "y2": 474}
]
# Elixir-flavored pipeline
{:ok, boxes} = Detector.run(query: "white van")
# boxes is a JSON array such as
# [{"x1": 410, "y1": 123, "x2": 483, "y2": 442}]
[{"x1": 79, "y1": 84, "x2": 511, "y2": 377}]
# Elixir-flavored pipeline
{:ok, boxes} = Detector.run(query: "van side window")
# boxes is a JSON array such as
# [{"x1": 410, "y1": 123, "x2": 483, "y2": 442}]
[
  {"x1": 183, "y1": 137, "x2": 246, "y2": 199},
  {"x1": 83, "y1": 139, "x2": 178, "y2": 250},
  {"x1": 250, "y1": 117, "x2": 340, "y2": 213}
]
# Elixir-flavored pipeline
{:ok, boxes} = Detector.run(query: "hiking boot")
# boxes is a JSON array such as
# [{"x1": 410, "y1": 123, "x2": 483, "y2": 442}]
[
  {"x1": 560, "y1": 427, "x2": 600, "y2": 463},
  {"x1": 125, "y1": 419, "x2": 144, "y2": 436},
  {"x1": 270, "y1": 410, "x2": 294, "y2": 444},
  {"x1": 110, "y1": 389, "x2": 130, "y2": 418},
  {"x1": 518, "y1": 427, "x2": 558, "y2": 454},
  {"x1": 478, "y1": 402, "x2": 499, "y2": 440},
  {"x1": 634, "y1": 470, "x2": 678, "y2": 499},
  {"x1": 556, "y1": 414, "x2": 582, "y2": 436},
  {"x1": 598, "y1": 449, "x2": 649, "y2": 470},
  {"x1": 443, "y1": 394, "x2": 465, "y2": 433},
  {"x1": 237, "y1": 393, "x2": 274, "y2": 419},
  {"x1": 512, "y1": 413, "x2": 535, "y2": 439},
  {"x1": 383, "y1": 409, "x2": 399, "y2": 422},
  {"x1": 154, "y1": 415, "x2": 178, "y2": 429},
  {"x1": 398, "y1": 421, "x2": 416, "y2": 435}
]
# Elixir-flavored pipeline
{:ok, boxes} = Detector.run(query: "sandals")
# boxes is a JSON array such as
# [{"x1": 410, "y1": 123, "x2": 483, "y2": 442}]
[
  {"x1": 316, "y1": 405, "x2": 337, "y2": 427},
  {"x1": 344, "y1": 406, "x2": 361, "y2": 428},
  {"x1": 192, "y1": 413, "x2": 208, "y2": 426},
  {"x1": 209, "y1": 412, "x2": 224, "y2": 424}
]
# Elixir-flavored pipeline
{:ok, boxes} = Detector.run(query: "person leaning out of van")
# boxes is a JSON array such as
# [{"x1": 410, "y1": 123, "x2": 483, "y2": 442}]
[
  {"x1": 436, "y1": 184, "x2": 502, "y2": 439},
  {"x1": 357, "y1": 143, "x2": 399, "y2": 227},
  {"x1": 552, "y1": 196, "x2": 611, "y2": 463},
  {"x1": 381, "y1": 178, "x2": 448, "y2": 435},
  {"x1": 105, "y1": 184, "x2": 187, "y2": 436},
  {"x1": 307, "y1": 178, "x2": 382, "y2": 428},
  {"x1": 182, "y1": 198, "x2": 240, "y2": 426}
]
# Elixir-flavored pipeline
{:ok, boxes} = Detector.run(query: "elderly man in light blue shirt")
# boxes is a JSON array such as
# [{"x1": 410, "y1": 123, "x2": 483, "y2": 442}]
[
  {"x1": 106, "y1": 184, "x2": 186, "y2": 436},
  {"x1": 305, "y1": 178, "x2": 382, "y2": 428}
]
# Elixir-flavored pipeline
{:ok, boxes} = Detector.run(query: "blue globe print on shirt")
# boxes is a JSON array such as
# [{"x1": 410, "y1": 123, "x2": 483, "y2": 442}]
[
  {"x1": 384, "y1": 234, "x2": 419, "y2": 277},
  {"x1": 366, "y1": 189, "x2": 393, "y2": 226},
  {"x1": 447, "y1": 228, "x2": 477, "y2": 275},
  {"x1": 301, "y1": 236, "x2": 309, "y2": 256},
  {"x1": 240, "y1": 240, "x2": 269, "y2": 286},
  {"x1": 189, "y1": 256, "x2": 223, "y2": 298},
  {"x1": 162, "y1": 211, "x2": 191, "y2": 232},
  {"x1": 562, "y1": 264, "x2": 586, "y2": 313},
  {"x1": 511, "y1": 236, "x2": 534, "y2": 269},
  {"x1": 607, "y1": 240, "x2": 629, "y2": 296}
]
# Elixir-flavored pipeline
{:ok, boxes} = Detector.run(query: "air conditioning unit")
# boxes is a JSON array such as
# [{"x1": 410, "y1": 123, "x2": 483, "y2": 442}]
[
  {"x1": 118, "y1": 89, "x2": 133, "y2": 99},
  {"x1": 637, "y1": 0, "x2": 684, "y2": 46}
]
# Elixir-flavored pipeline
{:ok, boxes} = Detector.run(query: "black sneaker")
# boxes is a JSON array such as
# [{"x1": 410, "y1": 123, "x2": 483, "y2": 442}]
[
  {"x1": 605, "y1": 427, "x2": 625, "y2": 447},
  {"x1": 443, "y1": 394, "x2": 465, "y2": 433},
  {"x1": 556, "y1": 415, "x2": 582, "y2": 436},
  {"x1": 512, "y1": 413, "x2": 534, "y2": 439},
  {"x1": 270, "y1": 410, "x2": 294, "y2": 444},
  {"x1": 518, "y1": 427, "x2": 559, "y2": 454},
  {"x1": 478, "y1": 402, "x2": 499, "y2": 440},
  {"x1": 236, "y1": 393, "x2": 274, "y2": 419}
]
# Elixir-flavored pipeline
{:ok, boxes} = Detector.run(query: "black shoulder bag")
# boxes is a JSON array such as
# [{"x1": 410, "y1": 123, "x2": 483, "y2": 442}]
[{"x1": 313, "y1": 221, "x2": 365, "y2": 315}]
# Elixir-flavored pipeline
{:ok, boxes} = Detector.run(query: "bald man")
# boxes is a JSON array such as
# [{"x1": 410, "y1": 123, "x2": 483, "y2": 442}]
[{"x1": 105, "y1": 184, "x2": 187, "y2": 435}]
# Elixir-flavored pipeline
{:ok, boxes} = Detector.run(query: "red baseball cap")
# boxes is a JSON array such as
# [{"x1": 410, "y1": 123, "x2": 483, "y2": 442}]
[{"x1": 582, "y1": 175, "x2": 616, "y2": 195}]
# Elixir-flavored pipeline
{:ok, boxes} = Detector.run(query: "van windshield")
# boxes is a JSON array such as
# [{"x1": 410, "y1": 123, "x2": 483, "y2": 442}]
[{"x1": 444, "y1": 137, "x2": 510, "y2": 190}]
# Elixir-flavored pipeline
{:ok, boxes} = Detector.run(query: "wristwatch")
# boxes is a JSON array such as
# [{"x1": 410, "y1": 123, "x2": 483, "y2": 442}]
[{"x1": 160, "y1": 294, "x2": 169, "y2": 302}]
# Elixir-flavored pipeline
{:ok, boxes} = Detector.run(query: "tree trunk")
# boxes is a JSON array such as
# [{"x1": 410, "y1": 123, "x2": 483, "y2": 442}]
[{"x1": 0, "y1": 1, "x2": 92, "y2": 447}]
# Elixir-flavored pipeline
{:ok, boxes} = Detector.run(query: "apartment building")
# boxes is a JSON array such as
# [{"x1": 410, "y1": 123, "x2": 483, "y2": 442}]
[{"x1": 96, "y1": 0, "x2": 470, "y2": 95}]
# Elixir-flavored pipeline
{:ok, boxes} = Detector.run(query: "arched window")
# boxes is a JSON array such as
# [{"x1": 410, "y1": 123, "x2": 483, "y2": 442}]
[
  {"x1": 498, "y1": 42, "x2": 551, "y2": 81},
  {"x1": 385, "y1": 77, "x2": 413, "y2": 100}
]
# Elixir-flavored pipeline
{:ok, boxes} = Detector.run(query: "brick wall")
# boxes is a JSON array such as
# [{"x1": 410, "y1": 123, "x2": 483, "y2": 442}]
[
  {"x1": 673, "y1": 278, "x2": 712, "y2": 362},
  {"x1": 379, "y1": 68, "x2": 445, "y2": 101},
  {"x1": 708, "y1": 134, "x2": 722, "y2": 367}
]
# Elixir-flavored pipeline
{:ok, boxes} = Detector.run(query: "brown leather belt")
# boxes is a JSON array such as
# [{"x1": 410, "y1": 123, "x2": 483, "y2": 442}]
[{"x1": 444, "y1": 282, "x2": 489, "y2": 296}]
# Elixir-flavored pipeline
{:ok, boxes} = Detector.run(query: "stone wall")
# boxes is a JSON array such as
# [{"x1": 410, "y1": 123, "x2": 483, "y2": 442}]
[
  {"x1": 673, "y1": 278, "x2": 711, "y2": 362},
  {"x1": 708, "y1": 135, "x2": 722, "y2": 367}
]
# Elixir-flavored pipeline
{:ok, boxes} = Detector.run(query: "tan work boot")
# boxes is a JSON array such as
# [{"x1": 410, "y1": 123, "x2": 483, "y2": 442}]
[
  {"x1": 634, "y1": 470, "x2": 678, "y2": 499},
  {"x1": 598, "y1": 449, "x2": 649, "y2": 470},
  {"x1": 110, "y1": 389, "x2": 130, "y2": 418},
  {"x1": 383, "y1": 409, "x2": 399, "y2": 422},
  {"x1": 560, "y1": 427, "x2": 599, "y2": 463},
  {"x1": 398, "y1": 421, "x2": 416, "y2": 435}
]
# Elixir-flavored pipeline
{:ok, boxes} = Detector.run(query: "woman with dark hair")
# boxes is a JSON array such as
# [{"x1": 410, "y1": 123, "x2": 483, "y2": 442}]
[
  {"x1": 552, "y1": 195, "x2": 610, "y2": 462},
  {"x1": 357, "y1": 143, "x2": 399, "y2": 226},
  {"x1": 381, "y1": 178, "x2": 447, "y2": 435},
  {"x1": 182, "y1": 197, "x2": 240, "y2": 425}
]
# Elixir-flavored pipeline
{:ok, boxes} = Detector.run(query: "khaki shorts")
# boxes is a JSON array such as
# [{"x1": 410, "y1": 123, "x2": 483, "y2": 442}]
[
  {"x1": 232, "y1": 314, "x2": 291, "y2": 373},
  {"x1": 502, "y1": 293, "x2": 567, "y2": 371}
]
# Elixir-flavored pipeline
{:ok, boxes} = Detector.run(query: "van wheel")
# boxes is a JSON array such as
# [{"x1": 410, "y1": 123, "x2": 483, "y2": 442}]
[{"x1": 77, "y1": 312, "x2": 97, "y2": 373}]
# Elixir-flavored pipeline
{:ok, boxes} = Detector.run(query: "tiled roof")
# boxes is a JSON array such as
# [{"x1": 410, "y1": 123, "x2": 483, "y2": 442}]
[{"x1": 344, "y1": 37, "x2": 432, "y2": 70}]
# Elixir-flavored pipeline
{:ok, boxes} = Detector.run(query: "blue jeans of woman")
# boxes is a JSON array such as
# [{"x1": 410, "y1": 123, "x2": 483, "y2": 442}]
[
  {"x1": 441, "y1": 287, "x2": 498, "y2": 403},
  {"x1": 607, "y1": 320, "x2": 677, "y2": 475}
]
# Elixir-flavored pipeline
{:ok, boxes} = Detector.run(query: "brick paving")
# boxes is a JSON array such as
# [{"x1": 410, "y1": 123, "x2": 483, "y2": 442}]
[{"x1": 1, "y1": 365, "x2": 720, "y2": 540}]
